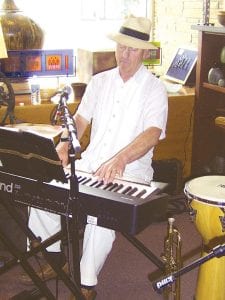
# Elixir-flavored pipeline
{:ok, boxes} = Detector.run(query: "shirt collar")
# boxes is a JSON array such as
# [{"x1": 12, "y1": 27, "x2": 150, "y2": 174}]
[{"x1": 115, "y1": 64, "x2": 146, "y2": 85}]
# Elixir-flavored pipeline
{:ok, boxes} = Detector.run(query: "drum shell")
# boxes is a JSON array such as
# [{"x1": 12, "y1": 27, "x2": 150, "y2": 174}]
[
  {"x1": 184, "y1": 175, "x2": 225, "y2": 247},
  {"x1": 185, "y1": 176, "x2": 225, "y2": 300},
  {"x1": 189, "y1": 199, "x2": 225, "y2": 247}
]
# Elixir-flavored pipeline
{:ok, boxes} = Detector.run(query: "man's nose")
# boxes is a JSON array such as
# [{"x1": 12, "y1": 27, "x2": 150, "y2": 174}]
[{"x1": 122, "y1": 47, "x2": 130, "y2": 57}]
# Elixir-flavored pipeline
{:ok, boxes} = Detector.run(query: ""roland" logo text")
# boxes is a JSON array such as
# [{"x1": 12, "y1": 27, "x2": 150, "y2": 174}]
[{"x1": 0, "y1": 182, "x2": 13, "y2": 193}]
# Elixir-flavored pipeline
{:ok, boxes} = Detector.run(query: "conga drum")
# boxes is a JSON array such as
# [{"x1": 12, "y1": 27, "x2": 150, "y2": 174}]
[{"x1": 184, "y1": 175, "x2": 225, "y2": 300}]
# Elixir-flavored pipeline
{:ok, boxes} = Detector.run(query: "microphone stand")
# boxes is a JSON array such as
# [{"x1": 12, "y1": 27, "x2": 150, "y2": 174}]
[
  {"x1": 50, "y1": 90, "x2": 68, "y2": 126},
  {"x1": 152, "y1": 243, "x2": 225, "y2": 293},
  {"x1": 51, "y1": 100, "x2": 62, "y2": 125},
  {"x1": 58, "y1": 94, "x2": 84, "y2": 299},
  {"x1": 50, "y1": 86, "x2": 72, "y2": 126}
]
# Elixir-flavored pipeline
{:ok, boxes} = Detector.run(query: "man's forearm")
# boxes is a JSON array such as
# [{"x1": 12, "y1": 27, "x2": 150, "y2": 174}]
[{"x1": 116, "y1": 127, "x2": 161, "y2": 164}]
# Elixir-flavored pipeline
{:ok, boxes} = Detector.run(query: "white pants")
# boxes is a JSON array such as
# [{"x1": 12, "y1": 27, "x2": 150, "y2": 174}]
[
  {"x1": 28, "y1": 208, "x2": 116, "y2": 286},
  {"x1": 80, "y1": 223, "x2": 115, "y2": 286},
  {"x1": 28, "y1": 208, "x2": 61, "y2": 252}
]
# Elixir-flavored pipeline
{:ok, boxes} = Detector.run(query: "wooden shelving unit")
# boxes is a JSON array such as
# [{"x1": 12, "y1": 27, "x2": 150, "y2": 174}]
[{"x1": 191, "y1": 25, "x2": 225, "y2": 176}]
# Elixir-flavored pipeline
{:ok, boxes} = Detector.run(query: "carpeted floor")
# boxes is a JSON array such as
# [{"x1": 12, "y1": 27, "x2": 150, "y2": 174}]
[{"x1": 0, "y1": 193, "x2": 204, "y2": 300}]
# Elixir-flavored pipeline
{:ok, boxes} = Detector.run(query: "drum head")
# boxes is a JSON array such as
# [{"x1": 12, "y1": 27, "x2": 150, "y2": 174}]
[{"x1": 184, "y1": 175, "x2": 225, "y2": 206}]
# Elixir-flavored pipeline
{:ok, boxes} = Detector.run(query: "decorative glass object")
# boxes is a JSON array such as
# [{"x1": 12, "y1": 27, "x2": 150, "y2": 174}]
[{"x1": 0, "y1": 0, "x2": 44, "y2": 50}]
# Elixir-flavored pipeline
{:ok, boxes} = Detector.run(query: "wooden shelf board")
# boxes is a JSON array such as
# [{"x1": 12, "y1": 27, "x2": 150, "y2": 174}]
[
  {"x1": 203, "y1": 82, "x2": 225, "y2": 93},
  {"x1": 191, "y1": 25, "x2": 225, "y2": 34}
]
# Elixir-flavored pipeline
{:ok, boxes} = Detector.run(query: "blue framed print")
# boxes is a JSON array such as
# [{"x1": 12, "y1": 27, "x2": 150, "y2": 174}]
[{"x1": 165, "y1": 48, "x2": 197, "y2": 84}]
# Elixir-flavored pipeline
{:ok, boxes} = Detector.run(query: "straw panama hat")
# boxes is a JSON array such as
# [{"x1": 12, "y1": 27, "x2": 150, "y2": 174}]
[{"x1": 107, "y1": 15, "x2": 157, "y2": 50}]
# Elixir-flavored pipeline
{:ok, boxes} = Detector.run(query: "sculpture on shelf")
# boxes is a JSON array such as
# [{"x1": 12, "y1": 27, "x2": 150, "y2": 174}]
[
  {"x1": 208, "y1": 63, "x2": 224, "y2": 85},
  {"x1": 208, "y1": 47, "x2": 225, "y2": 87},
  {"x1": 0, "y1": 71, "x2": 16, "y2": 125},
  {"x1": 0, "y1": 0, "x2": 44, "y2": 50}
]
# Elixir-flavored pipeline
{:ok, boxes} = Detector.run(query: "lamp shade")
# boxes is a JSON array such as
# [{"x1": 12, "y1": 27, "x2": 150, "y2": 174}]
[{"x1": 0, "y1": 21, "x2": 7, "y2": 58}]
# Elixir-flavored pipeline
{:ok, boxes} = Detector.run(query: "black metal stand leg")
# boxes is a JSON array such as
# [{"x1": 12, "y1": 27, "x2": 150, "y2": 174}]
[
  {"x1": 68, "y1": 155, "x2": 85, "y2": 300},
  {"x1": 0, "y1": 199, "x2": 84, "y2": 299},
  {"x1": 70, "y1": 205, "x2": 82, "y2": 285},
  {"x1": 0, "y1": 230, "x2": 63, "y2": 276},
  {"x1": 122, "y1": 232, "x2": 165, "y2": 271},
  {"x1": 1, "y1": 200, "x2": 38, "y2": 241},
  {"x1": 0, "y1": 227, "x2": 55, "y2": 300}
]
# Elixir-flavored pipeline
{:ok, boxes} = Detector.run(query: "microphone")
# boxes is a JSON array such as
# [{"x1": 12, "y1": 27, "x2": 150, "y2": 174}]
[
  {"x1": 51, "y1": 85, "x2": 72, "y2": 101},
  {"x1": 60, "y1": 85, "x2": 72, "y2": 100},
  {"x1": 51, "y1": 85, "x2": 72, "y2": 125},
  {"x1": 152, "y1": 274, "x2": 175, "y2": 293}
]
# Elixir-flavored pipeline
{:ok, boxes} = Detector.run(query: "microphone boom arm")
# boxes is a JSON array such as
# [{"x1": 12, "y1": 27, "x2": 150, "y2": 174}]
[{"x1": 152, "y1": 243, "x2": 225, "y2": 293}]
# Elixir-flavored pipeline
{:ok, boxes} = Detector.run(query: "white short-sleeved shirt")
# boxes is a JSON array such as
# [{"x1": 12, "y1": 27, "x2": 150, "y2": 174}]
[{"x1": 76, "y1": 65, "x2": 168, "y2": 183}]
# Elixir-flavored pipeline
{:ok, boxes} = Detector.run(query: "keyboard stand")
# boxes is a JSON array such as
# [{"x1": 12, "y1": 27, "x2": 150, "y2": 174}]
[
  {"x1": 0, "y1": 122, "x2": 84, "y2": 299},
  {"x1": 0, "y1": 196, "x2": 84, "y2": 299},
  {"x1": 122, "y1": 232, "x2": 165, "y2": 270}
]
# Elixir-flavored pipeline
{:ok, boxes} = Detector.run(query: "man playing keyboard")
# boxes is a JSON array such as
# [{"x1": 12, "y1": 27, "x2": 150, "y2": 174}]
[{"x1": 22, "y1": 15, "x2": 168, "y2": 300}]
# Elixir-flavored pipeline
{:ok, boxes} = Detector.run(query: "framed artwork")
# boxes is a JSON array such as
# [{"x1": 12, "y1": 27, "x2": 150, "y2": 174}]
[
  {"x1": 0, "y1": 49, "x2": 75, "y2": 78},
  {"x1": 143, "y1": 41, "x2": 162, "y2": 66},
  {"x1": 164, "y1": 48, "x2": 198, "y2": 84}
]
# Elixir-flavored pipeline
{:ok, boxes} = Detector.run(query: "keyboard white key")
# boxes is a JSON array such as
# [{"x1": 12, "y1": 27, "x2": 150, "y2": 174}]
[{"x1": 75, "y1": 170, "x2": 163, "y2": 199}]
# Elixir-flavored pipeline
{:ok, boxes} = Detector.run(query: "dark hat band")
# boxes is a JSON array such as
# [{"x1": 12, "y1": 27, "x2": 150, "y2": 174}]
[{"x1": 119, "y1": 26, "x2": 149, "y2": 41}]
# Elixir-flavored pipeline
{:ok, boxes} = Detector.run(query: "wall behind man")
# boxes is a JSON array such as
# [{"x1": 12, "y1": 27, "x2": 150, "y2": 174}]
[
  {"x1": 152, "y1": 0, "x2": 224, "y2": 75},
  {"x1": 1, "y1": 1, "x2": 223, "y2": 82}
]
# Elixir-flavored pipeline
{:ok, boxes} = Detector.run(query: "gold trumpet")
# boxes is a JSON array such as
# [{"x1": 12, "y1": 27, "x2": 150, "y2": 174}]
[{"x1": 161, "y1": 217, "x2": 182, "y2": 300}]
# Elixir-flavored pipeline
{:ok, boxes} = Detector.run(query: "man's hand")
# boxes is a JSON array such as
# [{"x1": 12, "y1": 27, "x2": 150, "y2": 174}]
[
  {"x1": 94, "y1": 156, "x2": 125, "y2": 184},
  {"x1": 94, "y1": 127, "x2": 162, "y2": 184},
  {"x1": 56, "y1": 141, "x2": 69, "y2": 167}
]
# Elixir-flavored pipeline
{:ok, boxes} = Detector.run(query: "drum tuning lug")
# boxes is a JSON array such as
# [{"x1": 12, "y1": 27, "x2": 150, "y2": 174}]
[
  {"x1": 189, "y1": 208, "x2": 196, "y2": 221},
  {"x1": 219, "y1": 216, "x2": 225, "y2": 232}
]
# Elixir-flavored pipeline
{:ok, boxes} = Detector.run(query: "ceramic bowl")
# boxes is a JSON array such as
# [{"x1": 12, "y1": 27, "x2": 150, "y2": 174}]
[
  {"x1": 218, "y1": 11, "x2": 225, "y2": 27},
  {"x1": 71, "y1": 82, "x2": 87, "y2": 98},
  {"x1": 163, "y1": 81, "x2": 182, "y2": 93}
]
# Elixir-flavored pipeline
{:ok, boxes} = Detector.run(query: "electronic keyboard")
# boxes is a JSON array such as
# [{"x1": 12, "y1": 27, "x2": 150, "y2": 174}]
[{"x1": 0, "y1": 170, "x2": 168, "y2": 235}]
